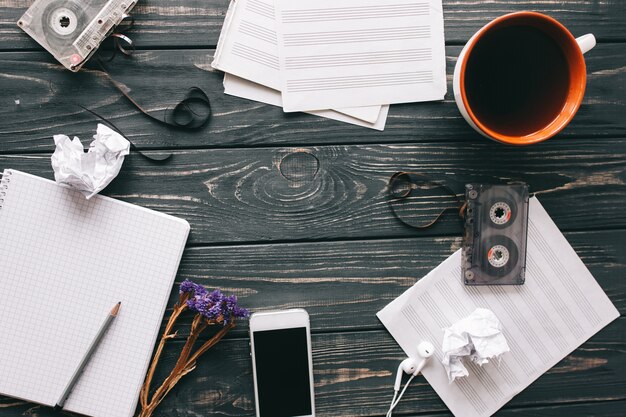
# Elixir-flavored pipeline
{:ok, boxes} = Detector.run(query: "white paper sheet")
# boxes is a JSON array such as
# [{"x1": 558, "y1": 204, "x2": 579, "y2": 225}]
[
  {"x1": 212, "y1": 0, "x2": 383, "y2": 123},
  {"x1": 223, "y1": 73, "x2": 389, "y2": 130},
  {"x1": 275, "y1": 0, "x2": 447, "y2": 111},
  {"x1": 377, "y1": 197, "x2": 620, "y2": 417}
]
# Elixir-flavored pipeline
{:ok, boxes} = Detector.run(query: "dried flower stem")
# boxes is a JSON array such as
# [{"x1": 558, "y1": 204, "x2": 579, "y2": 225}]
[
  {"x1": 140, "y1": 301, "x2": 186, "y2": 409},
  {"x1": 173, "y1": 315, "x2": 207, "y2": 369},
  {"x1": 139, "y1": 303, "x2": 238, "y2": 417},
  {"x1": 139, "y1": 281, "x2": 248, "y2": 417},
  {"x1": 186, "y1": 322, "x2": 234, "y2": 366}
]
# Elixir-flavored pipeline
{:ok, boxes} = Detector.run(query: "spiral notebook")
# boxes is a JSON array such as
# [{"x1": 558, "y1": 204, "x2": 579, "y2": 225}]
[{"x1": 0, "y1": 169, "x2": 190, "y2": 417}]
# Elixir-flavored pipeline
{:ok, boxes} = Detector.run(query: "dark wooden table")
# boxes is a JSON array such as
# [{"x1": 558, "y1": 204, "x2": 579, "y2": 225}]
[{"x1": 1, "y1": 0, "x2": 625, "y2": 416}]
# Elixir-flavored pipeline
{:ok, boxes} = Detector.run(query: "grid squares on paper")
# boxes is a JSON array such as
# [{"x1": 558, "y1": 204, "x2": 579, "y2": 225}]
[{"x1": 0, "y1": 170, "x2": 189, "y2": 417}]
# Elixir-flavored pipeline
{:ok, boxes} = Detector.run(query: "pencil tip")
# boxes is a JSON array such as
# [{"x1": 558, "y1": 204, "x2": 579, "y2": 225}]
[{"x1": 111, "y1": 302, "x2": 121, "y2": 316}]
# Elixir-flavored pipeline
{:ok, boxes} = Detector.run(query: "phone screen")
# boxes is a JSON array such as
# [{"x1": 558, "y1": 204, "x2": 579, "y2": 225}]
[{"x1": 253, "y1": 327, "x2": 312, "y2": 417}]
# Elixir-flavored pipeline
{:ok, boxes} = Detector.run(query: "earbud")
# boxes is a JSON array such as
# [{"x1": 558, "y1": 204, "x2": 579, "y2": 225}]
[
  {"x1": 417, "y1": 341, "x2": 434, "y2": 358},
  {"x1": 393, "y1": 341, "x2": 435, "y2": 391},
  {"x1": 387, "y1": 341, "x2": 436, "y2": 417},
  {"x1": 394, "y1": 358, "x2": 417, "y2": 391}
]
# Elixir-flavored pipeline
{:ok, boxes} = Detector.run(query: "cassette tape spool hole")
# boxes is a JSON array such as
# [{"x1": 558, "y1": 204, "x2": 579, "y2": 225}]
[
  {"x1": 486, "y1": 197, "x2": 516, "y2": 228},
  {"x1": 488, "y1": 244, "x2": 509, "y2": 268},
  {"x1": 41, "y1": 1, "x2": 87, "y2": 47},
  {"x1": 49, "y1": 7, "x2": 78, "y2": 36},
  {"x1": 489, "y1": 201, "x2": 512, "y2": 225},
  {"x1": 483, "y1": 236, "x2": 518, "y2": 277}
]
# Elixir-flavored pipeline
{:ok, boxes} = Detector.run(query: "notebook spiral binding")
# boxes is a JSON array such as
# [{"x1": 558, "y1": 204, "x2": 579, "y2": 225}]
[{"x1": 0, "y1": 170, "x2": 12, "y2": 209}]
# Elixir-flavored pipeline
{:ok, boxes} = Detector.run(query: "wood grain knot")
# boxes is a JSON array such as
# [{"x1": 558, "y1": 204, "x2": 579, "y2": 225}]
[{"x1": 279, "y1": 151, "x2": 319, "y2": 184}]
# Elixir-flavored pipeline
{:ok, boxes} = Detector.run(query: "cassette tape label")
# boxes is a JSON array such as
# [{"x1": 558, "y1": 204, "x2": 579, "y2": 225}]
[{"x1": 462, "y1": 184, "x2": 529, "y2": 285}]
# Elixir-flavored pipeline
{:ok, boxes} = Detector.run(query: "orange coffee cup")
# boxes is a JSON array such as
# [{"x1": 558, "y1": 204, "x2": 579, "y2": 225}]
[{"x1": 453, "y1": 12, "x2": 595, "y2": 145}]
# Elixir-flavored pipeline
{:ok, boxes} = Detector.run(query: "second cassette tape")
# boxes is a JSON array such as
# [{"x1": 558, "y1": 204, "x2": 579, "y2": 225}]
[{"x1": 462, "y1": 183, "x2": 529, "y2": 285}]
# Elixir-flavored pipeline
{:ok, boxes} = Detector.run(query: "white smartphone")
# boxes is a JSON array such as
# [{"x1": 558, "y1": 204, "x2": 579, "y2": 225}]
[{"x1": 249, "y1": 309, "x2": 315, "y2": 417}]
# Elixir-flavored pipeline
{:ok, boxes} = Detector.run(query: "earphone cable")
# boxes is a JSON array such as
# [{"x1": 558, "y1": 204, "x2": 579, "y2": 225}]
[
  {"x1": 386, "y1": 391, "x2": 398, "y2": 417},
  {"x1": 386, "y1": 373, "x2": 416, "y2": 417}
]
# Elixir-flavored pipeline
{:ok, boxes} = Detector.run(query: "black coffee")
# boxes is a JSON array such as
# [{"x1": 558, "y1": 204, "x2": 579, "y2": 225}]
[{"x1": 464, "y1": 25, "x2": 570, "y2": 137}]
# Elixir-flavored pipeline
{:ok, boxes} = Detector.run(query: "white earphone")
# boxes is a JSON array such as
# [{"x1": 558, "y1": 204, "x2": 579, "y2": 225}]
[{"x1": 387, "y1": 341, "x2": 435, "y2": 417}]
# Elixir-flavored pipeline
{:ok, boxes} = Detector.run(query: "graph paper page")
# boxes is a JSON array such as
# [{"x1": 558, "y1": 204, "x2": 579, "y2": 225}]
[
  {"x1": 0, "y1": 169, "x2": 189, "y2": 417},
  {"x1": 377, "y1": 197, "x2": 619, "y2": 417}
]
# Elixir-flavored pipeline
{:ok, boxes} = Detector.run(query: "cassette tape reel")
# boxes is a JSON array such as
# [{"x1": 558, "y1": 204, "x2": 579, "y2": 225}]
[
  {"x1": 462, "y1": 184, "x2": 529, "y2": 285},
  {"x1": 17, "y1": 0, "x2": 137, "y2": 72}
]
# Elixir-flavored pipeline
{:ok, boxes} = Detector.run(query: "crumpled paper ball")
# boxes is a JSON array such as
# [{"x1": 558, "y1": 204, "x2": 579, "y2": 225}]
[
  {"x1": 441, "y1": 308, "x2": 510, "y2": 382},
  {"x1": 51, "y1": 124, "x2": 130, "y2": 199}
]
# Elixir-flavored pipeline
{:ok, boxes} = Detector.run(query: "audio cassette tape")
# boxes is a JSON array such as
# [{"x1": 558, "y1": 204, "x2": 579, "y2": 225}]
[
  {"x1": 17, "y1": 0, "x2": 137, "y2": 72},
  {"x1": 462, "y1": 184, "x2": 529, "y2": 285}
]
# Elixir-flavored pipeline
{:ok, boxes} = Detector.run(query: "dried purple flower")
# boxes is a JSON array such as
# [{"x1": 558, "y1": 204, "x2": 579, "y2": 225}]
[
  {"x1": 208, "y1": 289, "x2": 223, "y2": 303},
  {"x1": 205, "y1": 303, "x2": 223, "y2": 321},
  {"x1": 179, "y1": 279, "x2": 207, "y2": 296},
  {"x1": 179, "y1": 280, "x2": 249, "y2": 325}
]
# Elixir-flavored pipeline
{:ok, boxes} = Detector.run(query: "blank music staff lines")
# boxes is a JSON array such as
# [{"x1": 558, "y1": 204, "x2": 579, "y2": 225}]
[
  {"x1": 285, "y1": 49, "x2": 432, "y2": 69},
  {"x1": 281, "y1": 3, "x2": 429, "y2": 23},
  {"x1": 212, "y1": 0, "x2": 387, "y2": 125},
  {"x1": 286, "y1": 71, "x2": 433, "y2": 92},
  {"x1": 239, "y1": 20, "x2": 277, "y2": 45},
  {"x1": 246, "y1": 0, "x2": 274, "y2": 19},
  {"x1": 231, "y1": 42, "x2": 279, "y2": 70},
  {"x1": 275, "y1": 0, "x2": 446, "y2": 111},
  {"x1": 283, "y1": 26, "x2": 430, "y2": 46}
]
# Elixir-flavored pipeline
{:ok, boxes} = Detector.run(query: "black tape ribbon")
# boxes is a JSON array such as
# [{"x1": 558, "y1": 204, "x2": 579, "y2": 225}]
[
  {"x1": 80, "y1": 15, "x2": 212, "y2": 161},
  {"x1": 387, "y1": 172, "x2": 464, "y2": 229}
]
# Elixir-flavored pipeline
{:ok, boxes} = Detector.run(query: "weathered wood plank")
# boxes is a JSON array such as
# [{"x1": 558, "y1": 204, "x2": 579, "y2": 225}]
[
  {"x1": 491, "y1": 401, "x2": 626, "y2": 417},
  {"x1": 0, "y1": 326, "x2": 623, "y2": 417},
  {"x1": 1, "y1": 0, "x2": 624, "y2": 50},
  {"x1": 1, "y1": 44, "x2": 624, "y2": 152},
  {"x1": 411, "y1": 400, "x2": 626, "y2": 417},
  {"x1": 164, "y1": 230, "x2": 626, "y2": 337},
  {"x1": 1, "y1": 400, "x2": 624, "y2": 417},
  {"x1": 1, "y1": 139, "x2": 624, "y2": 244}
]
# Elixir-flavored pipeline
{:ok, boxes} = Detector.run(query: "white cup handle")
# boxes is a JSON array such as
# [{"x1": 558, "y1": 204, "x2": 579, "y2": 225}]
[{"x1": 576, "y1": 34, "x2": 596, "y2": 54}]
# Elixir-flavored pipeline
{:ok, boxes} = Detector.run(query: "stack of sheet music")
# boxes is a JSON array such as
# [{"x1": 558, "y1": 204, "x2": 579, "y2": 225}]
[{"x1": 212, "y1": 0, "x2": 447, "y2": 130}]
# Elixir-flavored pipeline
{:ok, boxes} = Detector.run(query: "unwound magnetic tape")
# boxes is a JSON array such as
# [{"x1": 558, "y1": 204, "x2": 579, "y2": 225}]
[
  {"x1": 462, "y1": 184, "x2": 529, "y2": 285},
  {"x1": 387, "y1": 172, "x2": 464, "y2": 229}
]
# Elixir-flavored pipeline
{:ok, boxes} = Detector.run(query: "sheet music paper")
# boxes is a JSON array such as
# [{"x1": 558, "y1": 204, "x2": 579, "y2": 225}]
[
  {"x1": 212, "y1": 0, "x2": 383, "y2": 123},
  {"x1": 275, "y1": 0, "x2": 447, "y2": 111},
  {"x1": 0, "y1": 170, "x2": 190, "y2": 417},
  {"x1": 377, "y1": 197, "x2": 619, "y2": 417},
  {"x1": 223, "y1": 73, "x2": 389, "y2": 130}
]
